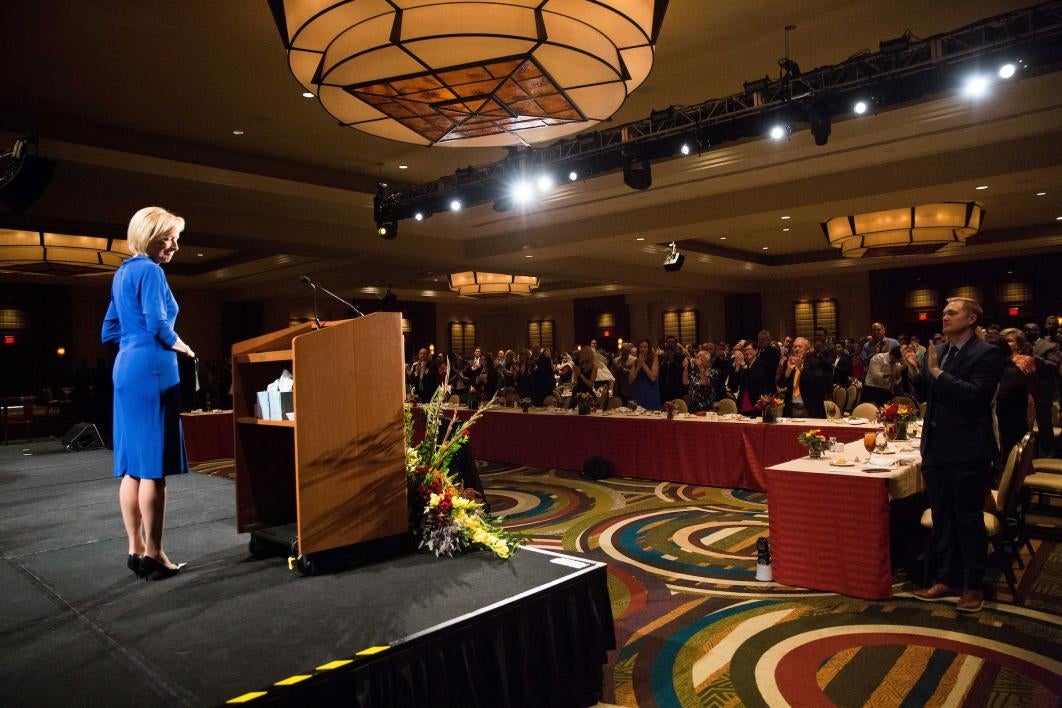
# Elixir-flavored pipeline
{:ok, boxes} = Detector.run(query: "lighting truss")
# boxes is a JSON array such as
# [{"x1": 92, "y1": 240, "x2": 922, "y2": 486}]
[{"x1": 375, "y1": 0, "x2": 1062, "y2": 225}]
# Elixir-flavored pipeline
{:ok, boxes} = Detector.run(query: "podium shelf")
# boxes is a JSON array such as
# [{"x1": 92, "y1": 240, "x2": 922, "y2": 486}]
[
  {"x1": 236, "y1": 416, "x2": 295, "y2": 428},
  {"x1": 234, "y1": 350, "x2": 292, "y2": 364}
]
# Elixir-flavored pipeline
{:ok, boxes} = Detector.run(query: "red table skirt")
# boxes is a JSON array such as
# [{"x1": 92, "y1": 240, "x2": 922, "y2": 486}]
[
  {"x1": 423, "y1": 409, "x2": 863, "y2": 492},
  {"x1": 180, "y1": 411, "x2": 234, "y2": 463},
  {"x1": 765, "y1": 468, "x2": 893, "y2": 599}
]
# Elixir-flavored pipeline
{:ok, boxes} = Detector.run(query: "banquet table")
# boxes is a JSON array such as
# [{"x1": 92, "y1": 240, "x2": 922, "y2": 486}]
[
  {"x1": 431, "y1": 407, "x2": 867, "y2": 492},
  {"x1": 180, "y1": 410, "x2": 234, "y2": 463},
  {"x1": 765, "y1": 438, "x2": 924, "y2": 599}
]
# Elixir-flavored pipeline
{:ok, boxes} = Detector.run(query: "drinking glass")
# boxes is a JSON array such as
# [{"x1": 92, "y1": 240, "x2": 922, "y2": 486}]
[
  {"x1": 875, "y1": 430, "x2": 889, "y2": 453},
  {"x1": 863, "y1": 432, "x2": 877, "y2": 455}
]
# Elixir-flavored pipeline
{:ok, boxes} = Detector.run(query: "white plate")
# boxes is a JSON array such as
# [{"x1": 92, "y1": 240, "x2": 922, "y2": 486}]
[
  {"x1": 791, "y1": 418, "x2": 806, "y2": 422},
  {"x1": 830, "y1": 461, "x2": 856, "y2": 467},
  {"x1": 847, "y1": 418, "x2": 867, "y2": 425}
]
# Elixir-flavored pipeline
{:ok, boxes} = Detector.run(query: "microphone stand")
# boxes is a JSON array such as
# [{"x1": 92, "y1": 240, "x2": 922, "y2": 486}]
[
  {"x1": 299, "y1": 276, "x2": 364, "y2": 326},
  {"x1": 317, "y1": 282, "x2": 365, "y2": 318}
]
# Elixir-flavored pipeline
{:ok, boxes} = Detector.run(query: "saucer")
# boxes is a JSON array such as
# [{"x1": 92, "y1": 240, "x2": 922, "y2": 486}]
[
  {"x1": 847, "y1": 418, "x2": 867, "y2": 425},
  {"x1": 829, "y1": 460, "x2": 856, "y2": 467}
]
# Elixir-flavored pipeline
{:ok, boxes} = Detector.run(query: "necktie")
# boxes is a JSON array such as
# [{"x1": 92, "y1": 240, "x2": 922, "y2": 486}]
[
  {"x1": 939, "y1": 344, "x2": 953, "y2": 369},
  {"x1": 792, "y1": 367, "x2": 802, "y2": 399}
]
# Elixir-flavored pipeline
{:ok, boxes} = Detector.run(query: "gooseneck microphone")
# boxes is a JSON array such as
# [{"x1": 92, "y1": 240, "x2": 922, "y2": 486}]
[{"x1": 298, "y1": 276, "x2": 365, "y2": 322}]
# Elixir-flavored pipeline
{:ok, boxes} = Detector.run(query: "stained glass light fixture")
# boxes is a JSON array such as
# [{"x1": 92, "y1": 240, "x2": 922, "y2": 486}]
[
  {"x1": 268, "y1": 0, "x2": 667, "y2": 147},
  {"x1": 821, "y1": 202, "x2": 984, "y2": 258},
  {"x1": 449, "y1": 271, "x2": 539, "y2": 296}
]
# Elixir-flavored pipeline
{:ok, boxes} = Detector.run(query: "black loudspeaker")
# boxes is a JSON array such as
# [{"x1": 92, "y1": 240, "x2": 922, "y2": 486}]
[
  {"x1": 62, "y1": 422, "x2": 105, "y2": 452},
  {"x1": 0, "y1": 154, "x2": 57, "y2": 213}
]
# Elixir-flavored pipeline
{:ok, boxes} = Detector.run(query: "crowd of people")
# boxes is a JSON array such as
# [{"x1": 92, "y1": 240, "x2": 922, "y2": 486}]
[{"x1": 407, "y1": 314, "x2": 1062, "y2": 463}]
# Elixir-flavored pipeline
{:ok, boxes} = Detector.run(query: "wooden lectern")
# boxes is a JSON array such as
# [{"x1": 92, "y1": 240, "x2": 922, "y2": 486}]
[{"x1": 231, "y1": 314, "x2": 407, "y2": 559}]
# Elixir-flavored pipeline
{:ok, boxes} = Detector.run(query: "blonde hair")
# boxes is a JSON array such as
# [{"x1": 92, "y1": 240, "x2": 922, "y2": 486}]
[
  {"x1": 127, "y1": 206, "x2": 184, "y2": 255},
  {"x1": 946, "y1": 296, "x2": 982, "y2": 322}
]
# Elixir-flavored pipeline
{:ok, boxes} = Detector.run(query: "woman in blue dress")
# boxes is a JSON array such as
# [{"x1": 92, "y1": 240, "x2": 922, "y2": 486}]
[
  {"x1": 102, "y1": 207, "x2": 195, "y2": 581},
  {"x1": 628, "y1": 338, "x2": 661, "y2": 409}
]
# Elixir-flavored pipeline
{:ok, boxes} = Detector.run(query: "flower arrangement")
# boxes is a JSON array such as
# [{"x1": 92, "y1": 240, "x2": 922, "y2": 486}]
[
  {"x1": 574, "y1": 391, "x2": 594, "y2": 414},
  {"x1": 797, "y1": 429, "x2": 828, "y2": 447},
  {"x1": 755, "y1": 394, "x2": 784, "y2": 410},
  {"x1": 405, "y1": 381, "x2": 521, "y2": 559},
  {"x1": 880, "y1": 402, "x2": 917, "y2": 422}
]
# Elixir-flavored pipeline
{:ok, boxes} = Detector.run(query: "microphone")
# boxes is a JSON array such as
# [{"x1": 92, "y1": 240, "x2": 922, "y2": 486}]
[{"x1": 298, "y1": 276, "x2": 364, "y2": 319}]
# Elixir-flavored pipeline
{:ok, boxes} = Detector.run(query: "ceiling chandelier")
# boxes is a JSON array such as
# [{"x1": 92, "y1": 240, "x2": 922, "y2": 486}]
[
  {"x1": 821, "y1": 202, "x2": 984, "y2": 258},
  {"x1": 0, "y1": 229, "x2": 131, "y2": 276},
  {"x1": 268, "y1": 0, "x2": 667, "y2": 147},
  {"x1": 449, "y1": 271, "x2": 539, "y2": 296}
]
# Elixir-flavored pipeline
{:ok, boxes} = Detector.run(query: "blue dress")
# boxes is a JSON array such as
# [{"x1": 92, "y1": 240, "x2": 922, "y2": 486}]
[
  {"x1": 101, "y1": 256, "x2": 187, "y2": 479},
  {"x1": 633, "y1": 368, "x2": 661, "y2": 409}
]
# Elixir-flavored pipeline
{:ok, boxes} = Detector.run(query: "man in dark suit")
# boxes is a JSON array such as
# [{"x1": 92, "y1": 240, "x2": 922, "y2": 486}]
[
  {"x1": 777, "y1": 337, "x2": 832, "y2": 418},
  {"x1": 745, "y1": 329, "x2": 780, "y2": 410},
  {"x1": 903, "y1": 297, "x2": 1002, "y2": 612}
]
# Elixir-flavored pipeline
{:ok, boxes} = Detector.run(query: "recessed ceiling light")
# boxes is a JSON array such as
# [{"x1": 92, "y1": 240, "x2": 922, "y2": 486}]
[
  {"x1": 398, "y1": 164, "x2": 408, "y2": 170},
  {"x1": 525, "y1": 254, "x2": 534, "y2": 258},
  {"x1": 762, "y1": 246, "x2": 769, "y2": 250},
  {"x1": 635, "y1": 237, "x2": 645, "y2": 241},
  {"x1": 232, "y1": 129, "x2": 244, "y2": 135},
  {"x1": 719, "y1": 236, "x2": 727, "y2": 240},
  {"x1": 975, "y1": 185, "x2": 989, "y2": 190},
  {"x1": 782, "y1": 227, "x2": 790, "y2": 232},
  {"x1": 780, "y1": 215, "x2": 791, "y2": 220},
  {"x1": 301, "y1": 91, "x2": 314, "y2": 98},
  {"x1": 1036, "y1": 191, "x2": 1046, "y2": 196},
  {"x1": 1056, "y1": 216, "x2": 1062, "y2": 221},
  {"x1": 196, "y1": 252, "x2": 204, "y2": 257}
]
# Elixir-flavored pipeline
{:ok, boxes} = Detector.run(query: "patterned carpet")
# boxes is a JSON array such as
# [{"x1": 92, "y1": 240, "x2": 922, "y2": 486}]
[
  {"x1": 191, "y1": 460, "x2": 1062, "y2": 706},
  {"x1": 479, "y1": 464, "x2": 1062, "y2": 707}
]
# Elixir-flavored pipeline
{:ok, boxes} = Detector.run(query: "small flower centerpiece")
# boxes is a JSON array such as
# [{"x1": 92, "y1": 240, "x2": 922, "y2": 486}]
[
  {"x1": 880, "y1": 402, "x2": 917, "y2": 440},
  {"x1": 575, "y1": 391, "x2": 594, "y2": 415},
  {"x1": 756, "y1": 394, "x2": 784, "y2": 423},
  {"x1": 664, "y1": 401, "x2": 675, "y2": 420},
  {"x1": 519, "y1": 396, "x2": 532, "y2": 413},
  {"x1": 406, "y1": 381, "x2": 521, "y2": 559},
  {"x1": 797, "y1": 429, "x2": 830, "y2": 458}
]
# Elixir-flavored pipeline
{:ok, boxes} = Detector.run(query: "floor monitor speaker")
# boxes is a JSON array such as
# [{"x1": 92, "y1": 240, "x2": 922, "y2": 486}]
[{"x1": 62, "y1": 422, "x2": 105, "y2": 452}]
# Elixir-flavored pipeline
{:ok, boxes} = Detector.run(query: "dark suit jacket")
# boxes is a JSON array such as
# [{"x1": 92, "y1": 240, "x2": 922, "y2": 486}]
[
  {"x1": 778, "y1": 353, "x2": 832, "y2": 418},
  {"x1": 911, "y1": 336, "x2": 1002, "y2": 467},
  {"x1": 746, "y1": 345, "x2": 780, "y2": 405}
]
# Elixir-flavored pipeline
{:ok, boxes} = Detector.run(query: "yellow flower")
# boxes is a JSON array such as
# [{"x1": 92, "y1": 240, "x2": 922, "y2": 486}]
[{"x1": 428, "y1": 492, "x2": 441, "y2": 508}]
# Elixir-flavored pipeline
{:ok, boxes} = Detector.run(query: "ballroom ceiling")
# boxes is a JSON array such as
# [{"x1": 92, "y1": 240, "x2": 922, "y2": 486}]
[{"x1": 1, "y1": 0, "x2": 1060, "y2": 303}]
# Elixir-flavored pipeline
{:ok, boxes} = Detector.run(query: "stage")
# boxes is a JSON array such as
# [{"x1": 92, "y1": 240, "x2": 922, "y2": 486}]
[{"x1": 0, "y1": 441, "x2": 614, "y2": 707}]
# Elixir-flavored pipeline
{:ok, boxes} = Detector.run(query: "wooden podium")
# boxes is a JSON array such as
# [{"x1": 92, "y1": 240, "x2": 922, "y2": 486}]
[{"x1": 231, "y1": 314, "x2": 407, "y2": 562}]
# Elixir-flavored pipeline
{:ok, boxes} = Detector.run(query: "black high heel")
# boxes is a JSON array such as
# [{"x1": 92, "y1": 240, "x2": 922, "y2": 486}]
[
  {"x1": 127, "y1": 553, "x2": 142, "y2": 578},
  {"x1": 139, "y1": 555, "x2": 185, "y2": 581}
]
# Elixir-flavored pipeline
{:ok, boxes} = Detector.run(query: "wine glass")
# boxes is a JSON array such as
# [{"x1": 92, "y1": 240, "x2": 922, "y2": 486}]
[
  {"x1": 863, "y1": 432, "x2": 877, "y2": 455},
  {"x1": 875, "y1": 429, "x2": 889, "y2": 453}
]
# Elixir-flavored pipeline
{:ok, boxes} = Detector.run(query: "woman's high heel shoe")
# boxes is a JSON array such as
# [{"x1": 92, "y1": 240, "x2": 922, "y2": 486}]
[
  {"x1": 139, "y1": 555, "x2": 185, "y2": 581},
  {"x1": 127, "y1": 553, "x2": 143, "y2": 578}
]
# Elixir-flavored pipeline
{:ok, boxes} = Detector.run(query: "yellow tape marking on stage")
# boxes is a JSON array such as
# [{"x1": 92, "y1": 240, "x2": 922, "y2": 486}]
[
  {"x1": 356, "y1": 645, "x2": 390, "y2": 655},
  {"x1": 316, "y1": 659, "x2": 353, "y2": 670},
  {"x1": 274, "y1": 674, "x2": 312, "y2": 686},
  {"x1": 226, "y1": 691, "x2": 268, "y2": 703}
]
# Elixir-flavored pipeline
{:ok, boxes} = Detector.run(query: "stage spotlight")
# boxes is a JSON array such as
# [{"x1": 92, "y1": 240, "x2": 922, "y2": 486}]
[
  {"x1": 853, "y1": 100, "x2": 868, "y2": 114},
  {"x1": 962, "y1": 73, "x2": 991, "y2": 98},
  {"x1": 998, "y1": 62, "x2": 1016, "y2": 79},
  {"x1": 535, "y1": 174, "x2": 554, "y2": 193},
  {"x1": 512, "y1": 180, "x2": 535, "y2": 205},
  {"x1": 568, "y1": 170, "x2": 579, "y2": 182},
  {"x1": 449, "y1": 198, "x2": 462, "y2": 212},
  {"x1": 376, "y1": 221, "x2": 398, "y2": 239},
  {"x1": 414, "y1": 211, "x2": 425, "y2": 221},
  {"x1": 680, "y1": 142, "x2": 691, "y2": 156},
  {"x1": 622, "y1": 154, "x2": 652, "y2": 191},
  {"x1": 662, "y1": 242, "x2": 685, "y2": 272},
  {"x1": 769, "y1": 124, "x2": 788, "y2": 140}
]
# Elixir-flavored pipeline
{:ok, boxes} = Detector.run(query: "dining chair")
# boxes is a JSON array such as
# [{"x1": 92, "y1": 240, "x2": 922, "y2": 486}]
[
  {"x1": 823, "y1": 400, "x2": 842, "y2": 419},
  {"x1": 714, "y1": 398, "x2": 737, "y2": 415},
  {"x1": 446, "y1": 394, "x2": 461, "y2": 405},
  {"x1": 543, "y1": 394, "x2": 558, "y2": 408},
  {"x1": 888, "y1": 394, "x2": 917, "y2": 410},
  {"x1": 606, "y1": 397, "x2": 623, "y2": 410},
  {"x1": 832, "y1": 385, "x2": 848, "y2": 414},
  {"x1": 845, "y1": 383, "x2": 860, "y2": 413},
  {"x1": 670, "y1": 398, "x2": 688, "y2": 414},
  {"x1": 850, "y1": 402, "x2": 879, "y2": 421}
]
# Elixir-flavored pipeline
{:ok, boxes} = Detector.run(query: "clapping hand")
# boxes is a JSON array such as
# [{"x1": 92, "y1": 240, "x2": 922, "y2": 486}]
[{"x1": 901, "y1": 343, "x2": 919, "y2": 370}]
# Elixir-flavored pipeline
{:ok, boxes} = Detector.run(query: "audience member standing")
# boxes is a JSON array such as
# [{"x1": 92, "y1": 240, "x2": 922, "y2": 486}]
[
  {"x1": 1024, "y1": 322, "x2": 1060, "y2": 457},
  {"x1": 778, "y1": 336, "x2": 831, "y2": 418},
  {"x1": 658, "y1": 336, "x2": 686, "y2": 403},
  {"x1": 905, "y1": 297, "x2": 1002, "y2": 612},
  {"x1": 860, "y1": 322, "x2": 900, "y2": 379},
  {"x1": 629, "y1": 339, "x2": 661, "y2": 410}
]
